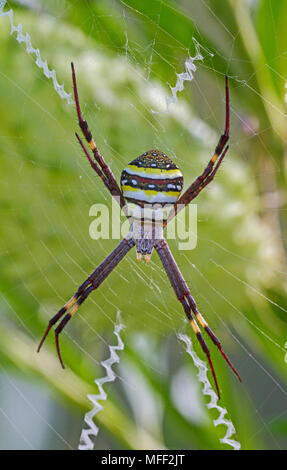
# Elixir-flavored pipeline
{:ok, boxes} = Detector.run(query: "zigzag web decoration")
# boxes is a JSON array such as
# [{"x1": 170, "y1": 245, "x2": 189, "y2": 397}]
[
  {"x1": 78, "y1": 312, "x2": 125, "y2": 450},
  {"x1": 152, "y1": 38, "x2": 212, "y2": 114},
  {"x1": 177, "y1": 333, "x2": 241, "y2": 450},
  {"x1": 0, "y1": 0, "x2": 73, "y2": 104}
]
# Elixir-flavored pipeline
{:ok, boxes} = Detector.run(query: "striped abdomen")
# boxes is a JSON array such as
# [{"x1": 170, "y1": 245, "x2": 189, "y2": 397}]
[
  {"x1": 120, "y1": 149, "x2": 183, "y2": 207},
  {"x1": 121, "y1": 150, "x2": 183, "y2": 261}
]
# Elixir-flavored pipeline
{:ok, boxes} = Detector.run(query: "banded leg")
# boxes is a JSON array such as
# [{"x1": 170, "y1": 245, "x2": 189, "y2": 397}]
[
  {"x1": 169, "y1": 75, "x2": 230, "y2": 224},
  {"x1": 181, "y1": 144, "x2": 229, "y2": 204},
  {"x1": 184, "y1": 292, "x2": 241, "y2": 382},
  {"x1": 38, "y1": 237, "x2": 135, "y2": 368},
  {"x1": 155, "y1": 239, "x2": 241, "y2": 399},
  {"x1": 71, "y1": 62, "x2": 126, "y2": 210}
]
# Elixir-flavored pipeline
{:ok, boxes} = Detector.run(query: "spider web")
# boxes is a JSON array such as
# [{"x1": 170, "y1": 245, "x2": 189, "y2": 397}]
[{"x1": 0, "y1": 0, "x2": 287, "y2": 451}]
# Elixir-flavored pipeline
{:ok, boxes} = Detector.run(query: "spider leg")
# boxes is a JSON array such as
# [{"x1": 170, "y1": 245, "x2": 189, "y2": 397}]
[
  {"x1": 155, "y1": 239, "x2": 220, "y2": 397},
  {"x1": 155, "y1": 238, "x2": 241, "y2": 398},
  {"x1": 38, "y1": 237, "x2": 135, "y2": 368},
  {"x1": 179, "y1": 295, "x2": 221, "y2": 399},
  {"x1": 168, "y1": 76, "x2": 230, "y2": 224},
  {"x1": 54, "y1": 285, "x2": 95, "y2": 368},
  {"x1": 71, "y1": 62, "x2": 127, "y2": 211},
  {"x1": 184, "y1": 292, "x2": 242, "y2": 382},
  {"x1": 179, "y1": 145, "x2": 229, "y2": 205},
  {"x1": 75, "y1": 132, "x2": 106, "y2": 183}
]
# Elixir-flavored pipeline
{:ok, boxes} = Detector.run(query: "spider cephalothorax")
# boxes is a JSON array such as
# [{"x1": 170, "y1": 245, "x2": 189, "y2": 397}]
[
  {"x1": 120, "y1": 149, "x2": 183, "y2": 261},
  {"x1": 37, "y1": 63, "x2": 241, "y2": 400}
]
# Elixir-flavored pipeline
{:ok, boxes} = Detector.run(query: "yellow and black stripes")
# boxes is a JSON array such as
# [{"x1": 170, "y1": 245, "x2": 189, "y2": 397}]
[{"x1": 121, "y1": 150, "x2": 183, "y2": 206}]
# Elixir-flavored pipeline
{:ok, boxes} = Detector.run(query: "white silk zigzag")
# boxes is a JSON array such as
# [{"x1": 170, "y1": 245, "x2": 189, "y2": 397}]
[
  {"x1": 177, "y1": 332, "x2": 241, "y2": 450},
  {"x1": 78, "y1": 312, "x2": 125, "y2": 450},
  {"x1": 152, "y1": 38, "x2": 206, "y2": 114},
  {"x1": 0, "y1": 0, "x2": 73, "y2": 104}
]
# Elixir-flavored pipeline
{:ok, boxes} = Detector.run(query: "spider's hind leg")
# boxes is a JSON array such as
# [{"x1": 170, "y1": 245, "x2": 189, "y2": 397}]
[
  {"x1": 155, "y1": 238, "x2": 241, "y2": 399},
  {"x1": 37, "y1": 237, "x2": 135, "y2": 368},
  {"x1": 185, "y1": 292, "x2": 242, "y2": 382},
  {"x1": 155, "y1": 239, "x2": 222, "y2": 398},
  {"x1": 37, "y1": 278, "x2": 90, "y2": 358},
  {"x1": 54, "y1": 284, "x2": 95, "y2": 368},
  {"x1": 179, "y1": 295, "x2": 221, "y2": 399},
  {"x1": 37, "y1": 298, "x2": 76, "y2": 355}
]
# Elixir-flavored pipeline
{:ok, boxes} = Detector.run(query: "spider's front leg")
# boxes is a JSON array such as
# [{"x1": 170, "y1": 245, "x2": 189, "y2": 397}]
[
  {"x1": 155, "y1": 239, "x2": 241, "y2": 399},
  {"x1": 37, "y1": 237, "x2": 135, "y2": 368},
  {"x1": 168, "y1": 75, "x2": 230, "y2": 224},
  {"x1": 71, "y1": 62, "x2": 127, "y2": 212}
]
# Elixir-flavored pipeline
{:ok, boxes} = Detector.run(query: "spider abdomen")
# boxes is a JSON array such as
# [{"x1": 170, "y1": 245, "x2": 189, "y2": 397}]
[
  {"x1": 120, "y1": 149, "x2": 183, "y2": 206},
  {"x1": 121, "y1": 150, "x2": 183, "y2": 261}
]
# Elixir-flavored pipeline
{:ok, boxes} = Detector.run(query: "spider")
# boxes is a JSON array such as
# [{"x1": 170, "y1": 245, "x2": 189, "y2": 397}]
[{"x1": 38, "y1": 63, "x2": 242, "y2": 399}]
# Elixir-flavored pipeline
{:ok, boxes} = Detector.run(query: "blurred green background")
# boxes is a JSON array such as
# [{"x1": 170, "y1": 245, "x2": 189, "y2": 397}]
[{"x1": 0, "y1": 0, "x2": 287, "y2": 450}]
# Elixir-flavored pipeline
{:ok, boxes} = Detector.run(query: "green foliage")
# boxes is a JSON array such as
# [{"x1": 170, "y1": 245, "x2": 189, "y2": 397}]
[{"x1": 0, "y1": 0, "x2": 286, "y2": 450}]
